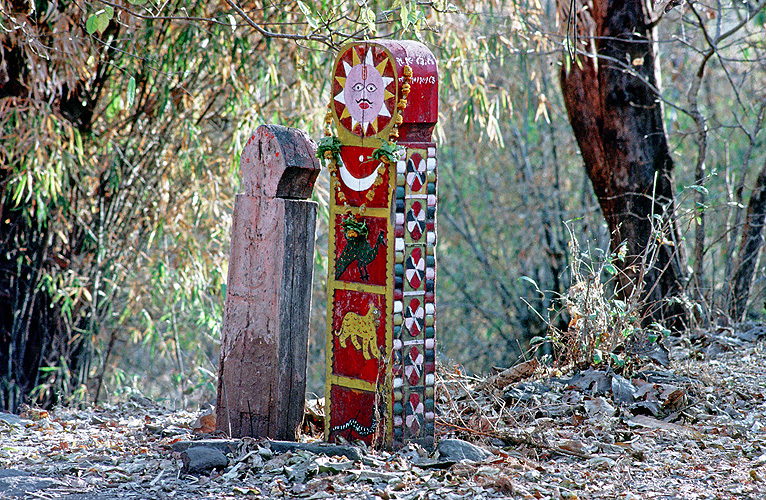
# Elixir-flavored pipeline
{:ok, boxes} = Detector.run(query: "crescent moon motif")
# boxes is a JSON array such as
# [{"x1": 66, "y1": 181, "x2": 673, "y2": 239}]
[{"x1": 339, "y1": 163, "x2": 381, "y2": 192}]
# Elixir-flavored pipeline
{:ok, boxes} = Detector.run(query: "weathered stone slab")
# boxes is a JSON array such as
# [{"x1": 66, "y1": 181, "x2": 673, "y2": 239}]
[
  {"x1": 436, "y1": 438, "x2": 492, "y2": 463},
  {"x1": 217, "y1": 124, "x2": 319, "y2": 440},
  {"x1": 171, "y1": 439, "x2": 364, "y2": 461},
  {"x1": 0, "y1": 469, "x2": 61, "y2": 496}
]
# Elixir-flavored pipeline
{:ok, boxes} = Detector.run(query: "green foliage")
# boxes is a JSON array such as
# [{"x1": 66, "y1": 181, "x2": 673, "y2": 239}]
[
  {"x1": 2, "y1": 0, "x2": 765, "y2": 408},
  {"x1": 316, "y1": 136, "x2": 342, "y2": 168},
  {"x1": 297, "y1": 1, "x2": 319, "y2": 30},
  {"x1": 126, "y1": 77, "x2": 137, "y2": 109},
  {"x1": 551, "y1": 232, "x2": 638, "y2": 370},
  {"x1": 86, "y1": 7, "x2": 113, "y2": 35},
  {"x1": 429, "y1": 3, "x2": 582, "y2": 371},
  {"x1": 1, "y1": 0, "x2": 341, "y2": 408},
  {"x1": 541, "y1": 218, "x2": 684, "y2": 374},
  {"x1": 369, "y1": 140, "x2": 404, "y2": 164}
]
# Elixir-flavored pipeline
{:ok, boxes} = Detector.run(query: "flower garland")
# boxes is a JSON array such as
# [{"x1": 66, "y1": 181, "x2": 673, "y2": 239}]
[{"x1": 318, "y1": 65, "x2": 413, "y2": 206}]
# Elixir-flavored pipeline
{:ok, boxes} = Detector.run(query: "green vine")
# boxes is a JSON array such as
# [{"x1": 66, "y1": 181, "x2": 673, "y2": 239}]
[
  {"x1": 316, "y1": 135, "x2": 342, "y2": 168},
  {"x1": 369, "y1": 139, "x2": 404, "y2": 164},
  {"x1": 341, "y1": 215, "x2": 368, "y2": 237}
]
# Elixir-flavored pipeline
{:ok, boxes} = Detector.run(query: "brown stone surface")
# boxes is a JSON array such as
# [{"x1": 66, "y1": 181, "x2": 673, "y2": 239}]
[
  {"x1": 216, "y1": 125, "x2": 318, "y2": 440},
  {"x1": 239, "y1": 125, "x2": 319, "y2": 200}
]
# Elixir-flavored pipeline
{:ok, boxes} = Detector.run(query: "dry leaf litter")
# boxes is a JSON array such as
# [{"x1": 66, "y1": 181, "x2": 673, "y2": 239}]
[{"x1": 2, "y1": 326, "x2": 766, "y2": 499}]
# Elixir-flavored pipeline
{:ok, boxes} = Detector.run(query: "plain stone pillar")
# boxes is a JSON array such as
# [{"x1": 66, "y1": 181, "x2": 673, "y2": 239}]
[{"x1": 216, "y1": 124, "x2": 319, "y2": 440}]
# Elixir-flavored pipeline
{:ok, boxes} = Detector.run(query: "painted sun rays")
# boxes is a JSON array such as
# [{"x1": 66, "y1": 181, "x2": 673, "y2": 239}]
[{"x1": 333, "y1": 45, "x2": 396, "y2": 138}]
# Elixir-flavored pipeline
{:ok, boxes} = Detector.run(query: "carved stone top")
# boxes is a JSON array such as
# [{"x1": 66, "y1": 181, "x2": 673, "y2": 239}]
[{"x1": 239, "y1": 124, "x2": 320, "y2": 200}]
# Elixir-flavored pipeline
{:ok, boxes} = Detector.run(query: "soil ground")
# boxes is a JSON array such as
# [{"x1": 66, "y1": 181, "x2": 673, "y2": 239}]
[{"x1": 2, "y1": 326, "x2": 766, "y2": 499}]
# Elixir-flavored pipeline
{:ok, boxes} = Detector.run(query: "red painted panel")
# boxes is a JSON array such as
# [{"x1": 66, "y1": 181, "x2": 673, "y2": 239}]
[
  {"x1": 374, "y1": 41, "x2": 438, "y2": 142},
  {"x1": 334, "y1": 214, "x2": 388, "y2": 286},
  {"x1": 331, "y1": 290, "x2": 386, "y2": 382},
  {"x1": 328, "y1": 385, "x2": 378, "y2": 444},
  {"x1": 335, "y1": 146, "x2": 391, "y2": 208}
]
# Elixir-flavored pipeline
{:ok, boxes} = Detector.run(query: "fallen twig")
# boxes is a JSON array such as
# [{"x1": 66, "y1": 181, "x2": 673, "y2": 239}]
[{"x1": 437, "y1": 419, "x2": 593, "y2": 460}]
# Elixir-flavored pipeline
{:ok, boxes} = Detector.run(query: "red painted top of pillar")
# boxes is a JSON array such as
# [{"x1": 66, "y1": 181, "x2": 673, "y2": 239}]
[
  {"x1": 376, "y1": 40, "x2": 438, "y2": 143},
  {"x1": 331, "y1": 40, "x2": 438, "y2": 145}
]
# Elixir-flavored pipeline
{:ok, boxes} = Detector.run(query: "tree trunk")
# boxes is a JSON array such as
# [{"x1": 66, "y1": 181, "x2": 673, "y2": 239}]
[
  {"x1": 558, "y1": 0, "x2": 688, "y2": 329},
  {"x1": 729, "y1": 156, "x2": 766, "y2": 322}
]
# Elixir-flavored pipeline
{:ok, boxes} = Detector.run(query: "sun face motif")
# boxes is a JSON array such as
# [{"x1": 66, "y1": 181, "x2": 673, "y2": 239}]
[
  {"x1": 333, "y1": 45, "x2": 396, "y2": 138},
  {"x1": 344, "y1": 64, "x2": 385, "y2": 122}
]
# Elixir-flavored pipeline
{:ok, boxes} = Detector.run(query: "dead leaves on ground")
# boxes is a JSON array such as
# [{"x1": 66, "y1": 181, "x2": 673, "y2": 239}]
[{"x1": 3, "y1": 328, "x2": 766, "y2": 498}]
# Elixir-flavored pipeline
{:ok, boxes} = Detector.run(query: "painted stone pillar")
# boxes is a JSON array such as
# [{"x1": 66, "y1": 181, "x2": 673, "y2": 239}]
[
  {"x1": 217, "y1": 124, "x2": 319, "y2": 440},
  {"x1": 324, "y1": 41, "x2": 438, "y2": 449}
]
